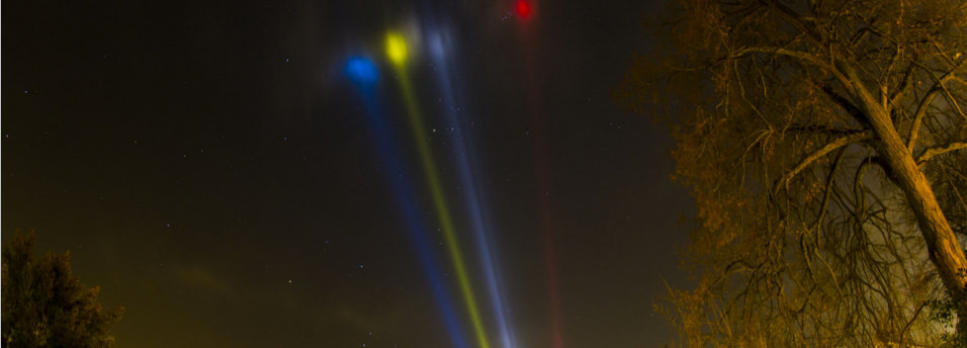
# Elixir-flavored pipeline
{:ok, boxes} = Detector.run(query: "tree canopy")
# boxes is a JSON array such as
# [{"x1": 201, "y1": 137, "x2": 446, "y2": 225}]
[
  {"x1": 622, "y1": 0, "x2": 967, "y2": 346},
  {"x1": 2, "y1": 230, "x2": 123, "y2": 348}
]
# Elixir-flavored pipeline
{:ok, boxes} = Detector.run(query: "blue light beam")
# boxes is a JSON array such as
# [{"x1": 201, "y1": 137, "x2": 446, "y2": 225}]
[
  {"x1": 425, "y1": 29, "x2": 518, "y2": 348},
  {"x1": 344, "y1": 56, "x2": 470, "y2": 348}
]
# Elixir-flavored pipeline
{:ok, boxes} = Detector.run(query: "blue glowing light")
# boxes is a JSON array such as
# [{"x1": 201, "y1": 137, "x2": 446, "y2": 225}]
[
  {"x1": 346, "y1": 70, "x2": 470, "y2": 348},
  {"x1": 428, "y1": 32, "x2": 447, "y2": 61},
  {"x1": 425, "y1": 26, "x2": 517, "y2": 348},
  {"x1": 345, "y1": 57, "x2": 379, "y2": 86}
]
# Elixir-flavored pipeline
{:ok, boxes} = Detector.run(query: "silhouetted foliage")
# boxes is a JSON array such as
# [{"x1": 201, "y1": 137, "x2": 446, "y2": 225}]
[
  {"x1": 621, "y1": 0, "x2": 967, "y2": 346},
  {"x1": 2, "y1": 230, "x2": 123, "y2": 347}
]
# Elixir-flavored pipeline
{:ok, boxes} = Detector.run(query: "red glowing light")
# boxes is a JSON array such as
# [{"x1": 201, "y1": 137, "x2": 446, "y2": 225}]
[{"x1": 515, "y1": 0, "x2": 532, "y2": 18}]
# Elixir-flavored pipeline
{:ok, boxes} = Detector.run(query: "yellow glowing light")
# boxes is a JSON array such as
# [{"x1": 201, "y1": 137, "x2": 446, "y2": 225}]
[
  {"x1": 389, "y1": 61, "x2": 492, "y2": 348},
  {"x1": 385, "y1": 33, "x2": 408, "y2": 65}
]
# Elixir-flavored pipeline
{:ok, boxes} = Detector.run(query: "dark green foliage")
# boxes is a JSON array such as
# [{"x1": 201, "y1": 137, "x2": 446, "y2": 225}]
[{"x1": 2, "y1": 230, "x2": 123, "y2": 347}]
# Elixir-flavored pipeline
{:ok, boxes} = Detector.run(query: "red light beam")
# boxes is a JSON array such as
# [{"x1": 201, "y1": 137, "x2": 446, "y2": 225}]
[{"x1": 515, "y1": 0, "x2": 532, "y2": 19}]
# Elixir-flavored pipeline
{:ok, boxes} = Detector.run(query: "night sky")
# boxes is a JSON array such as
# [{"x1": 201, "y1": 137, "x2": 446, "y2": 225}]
[{"x1": 2, "y1": 0, "x2": 693, "y2": 346}]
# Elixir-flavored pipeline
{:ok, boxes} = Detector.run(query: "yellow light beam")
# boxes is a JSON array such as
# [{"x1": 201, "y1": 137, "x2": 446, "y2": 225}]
[
  {"x1": 386, "y1": 33, "x2": 409, "y2": 66},
  {"x1": 385, "y1": 32, "x2": 491, "y2": 348}
]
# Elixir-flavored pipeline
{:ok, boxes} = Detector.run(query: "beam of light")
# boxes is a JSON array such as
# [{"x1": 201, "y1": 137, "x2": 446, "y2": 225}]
[
  {"x1": 344, "y1": 56, "x2": 470, "y2": 348},
  {"x1": 386, "y1": 33, "x2": 409, "y2": 66},
  {"x1": 384, "y1": 33, "x2": 492, "y2": 348},
  {"x1": 515, "y1": 0, "x2": 533, "y2": 19},
  {"x1": 426, "y1": 27, "x2": 517, "y2": 348},
  {"x1": 514, "y1": 7, "x2": 566, "y2": 348},
  {"x1": 346, "y1": 58, "x2": 379, "y2": 85}
]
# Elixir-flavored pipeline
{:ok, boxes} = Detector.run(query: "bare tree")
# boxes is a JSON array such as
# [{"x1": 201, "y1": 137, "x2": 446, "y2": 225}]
[{"x1": 621, "y1": 0, "x2": 967, "y2": 346}]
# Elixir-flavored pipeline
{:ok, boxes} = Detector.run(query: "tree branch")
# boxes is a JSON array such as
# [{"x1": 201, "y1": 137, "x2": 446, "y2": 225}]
[
  {"x1": 764, "y1": 0, "x2": 824, "y2": 45},
  {"x1": 917, "y1": 141, "x2": 967, "y2": 164},
  {"x1": 786, "y1": 125, "x2": 866, "y2": 137},
  {"x1": 733, "y1": 47, "x2": 832, "y2": 71},
  {"x1": 732, "y1": 46, "x2": 853, "y2": 94},
  {"x1": 819, "y1": 85, "x2": 869, "y2": 126},
  {"x1": 888, "y1": 62, "x2": 917, "y2": 106},
  {"x1": 774, "y1": 130, "x2": 874, "y2": 195},
  {"x1": 906, "y1": 88, "x2": 940, "y2": 151},
  {"x1": 908, "y1": 59, "x2": 967, "y2": 141}
]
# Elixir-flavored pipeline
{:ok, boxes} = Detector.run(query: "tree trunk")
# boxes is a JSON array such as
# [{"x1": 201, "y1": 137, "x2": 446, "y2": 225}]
[{"x1": 852, "y1": 77, "x2": 967, "y2": 331}]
